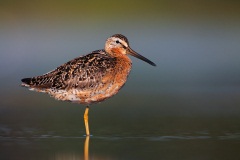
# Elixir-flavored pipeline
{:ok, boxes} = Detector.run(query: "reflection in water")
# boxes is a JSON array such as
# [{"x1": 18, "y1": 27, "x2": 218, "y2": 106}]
[
  {"x1": 49, "y1": 136, "x2": 90, "y2": 160},
  {"x1": 84, "y1": 136, "x2": 90, "y2": 160},
  {"x1": 1, "y1": 131, "x2": 240, "y2": 160}
]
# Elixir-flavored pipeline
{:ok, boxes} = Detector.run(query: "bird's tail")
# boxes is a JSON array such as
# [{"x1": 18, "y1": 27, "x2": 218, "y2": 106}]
[
  {"x1": 21, "y1": 76, "x2": 52, "y2": 93},
  {"x1": 21, "y1": 74, "x2": 54, "y2": 90},
  {"x1": 21, "y1": 77, "x2": 32, "y2": 87}
]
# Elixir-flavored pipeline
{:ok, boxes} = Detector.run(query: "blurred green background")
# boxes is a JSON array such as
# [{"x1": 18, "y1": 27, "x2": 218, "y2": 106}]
[{"x1": 0, "y1": 0, "x2": 240, "y2": 160}]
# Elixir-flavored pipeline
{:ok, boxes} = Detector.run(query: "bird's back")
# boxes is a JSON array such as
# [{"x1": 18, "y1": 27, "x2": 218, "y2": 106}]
[{"x1": 21, "y1": 49, "x2": 132, "y2": 104}]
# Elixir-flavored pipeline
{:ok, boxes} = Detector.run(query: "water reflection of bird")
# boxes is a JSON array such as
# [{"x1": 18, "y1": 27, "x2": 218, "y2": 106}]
[
  {"x1": 84, "y1": 136, "x2": 90, "y2": 160},
  {"x1": 21, "y1": 34, "x2": 156, "y2": 136}
]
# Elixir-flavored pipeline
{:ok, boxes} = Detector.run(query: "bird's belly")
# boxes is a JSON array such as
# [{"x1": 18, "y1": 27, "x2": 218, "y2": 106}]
[{"x1": 49, "y1": 78, "x2": 125, "y2": 104}]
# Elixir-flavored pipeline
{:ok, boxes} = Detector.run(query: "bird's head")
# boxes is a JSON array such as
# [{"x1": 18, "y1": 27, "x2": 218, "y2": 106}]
[{"x1": 105, "y1": 34, "x2": 156, "y2": 66}]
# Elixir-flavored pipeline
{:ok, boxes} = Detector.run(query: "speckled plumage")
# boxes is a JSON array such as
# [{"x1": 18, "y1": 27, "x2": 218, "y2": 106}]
[
  {"x1": 21, "y1": 34, "x2": 156, "y2": 135},
  {"x1": 22, "y1": 49, "x2": 132, "y2": 104}
]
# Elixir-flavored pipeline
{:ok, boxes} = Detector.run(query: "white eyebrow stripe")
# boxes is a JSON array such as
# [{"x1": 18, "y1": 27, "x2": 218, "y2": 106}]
[
  {"x1": 111, "y1": 37, "x2": 129, "y2": 48},
  {"x1": 119, "y1": 39, "x2": 128, "y2": 47}
]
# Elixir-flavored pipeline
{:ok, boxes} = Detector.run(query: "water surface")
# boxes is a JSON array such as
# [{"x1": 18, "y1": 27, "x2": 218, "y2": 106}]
[{"x1": 1, "y1": 1, "x2": 240, "y2": 159}]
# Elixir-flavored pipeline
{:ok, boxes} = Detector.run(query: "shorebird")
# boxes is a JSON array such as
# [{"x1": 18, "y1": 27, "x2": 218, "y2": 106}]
[{"x1": 21, "y1": 34, "x2": 156, "y2": 136}]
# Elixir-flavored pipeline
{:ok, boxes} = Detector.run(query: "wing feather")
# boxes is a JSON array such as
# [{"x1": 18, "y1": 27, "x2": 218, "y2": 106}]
[{"x1": 21, "y1": 50, "x2": 117, "y2": 92}]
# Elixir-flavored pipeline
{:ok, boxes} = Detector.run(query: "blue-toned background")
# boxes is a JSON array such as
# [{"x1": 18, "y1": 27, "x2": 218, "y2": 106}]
[{"x1": 1, "y1": 1, "x2": 240, "y2": 160}]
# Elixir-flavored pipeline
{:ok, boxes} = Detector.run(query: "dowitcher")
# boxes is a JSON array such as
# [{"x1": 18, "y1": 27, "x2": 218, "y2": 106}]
[{"x1": 21, "y1": 34, "x2": 156, "y2": 136}]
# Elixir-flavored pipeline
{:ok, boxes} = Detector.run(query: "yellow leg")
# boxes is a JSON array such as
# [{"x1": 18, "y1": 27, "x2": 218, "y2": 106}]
[{"x1": 84, "y1": 106, "x2": 90, "y2": 136}]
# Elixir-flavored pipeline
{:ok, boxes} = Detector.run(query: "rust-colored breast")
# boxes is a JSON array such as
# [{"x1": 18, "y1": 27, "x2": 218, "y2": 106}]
[{"x1": 81, "y1": 54, "x2": 132, "y2": 104}]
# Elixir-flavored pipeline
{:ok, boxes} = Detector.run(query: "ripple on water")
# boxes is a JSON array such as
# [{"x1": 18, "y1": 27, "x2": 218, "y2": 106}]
[{"x1": 1, "y1": 125, "x2": 240, "y2": 142}]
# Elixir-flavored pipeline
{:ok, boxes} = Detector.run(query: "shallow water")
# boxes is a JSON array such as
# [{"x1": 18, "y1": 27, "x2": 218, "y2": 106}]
[
  {"x1": 1, "y1": 127, "x2": 240, "y2": 160},
  {"x1": 1, "y1": 97, "x2": 240, "y2": 160},
  {"x1": 1, "y1": 1, "x2": 240, "y2": 159}
]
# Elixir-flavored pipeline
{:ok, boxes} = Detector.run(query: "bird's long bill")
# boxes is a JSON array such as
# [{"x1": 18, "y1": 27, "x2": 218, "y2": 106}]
[{"x1": 128, "y1": 47, "x2": 156, "y2": 66}]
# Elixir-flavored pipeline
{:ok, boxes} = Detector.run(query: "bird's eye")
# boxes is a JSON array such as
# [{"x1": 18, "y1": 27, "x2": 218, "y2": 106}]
[{"x1": 116, "y1": 40, "x2": 120, "y2": 44}]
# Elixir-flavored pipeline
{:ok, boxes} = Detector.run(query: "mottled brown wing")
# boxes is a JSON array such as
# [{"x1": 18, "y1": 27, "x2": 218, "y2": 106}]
[{"x1": 21, "y1": 50, "x2": 117, "y2": 91}]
